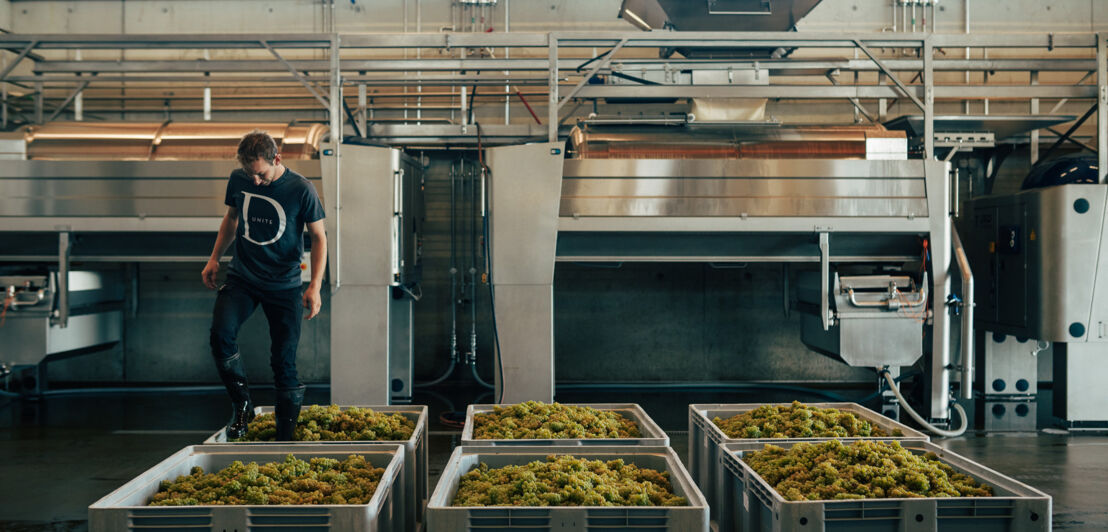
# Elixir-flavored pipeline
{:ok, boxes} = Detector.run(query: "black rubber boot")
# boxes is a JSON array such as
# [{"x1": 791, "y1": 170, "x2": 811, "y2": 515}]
[
  {"x1": 274, "y1": 385, "x2": 306, "y2": 441},
  {"x1": 213, "y1": 352, "x2": 254, "y2": 440}
]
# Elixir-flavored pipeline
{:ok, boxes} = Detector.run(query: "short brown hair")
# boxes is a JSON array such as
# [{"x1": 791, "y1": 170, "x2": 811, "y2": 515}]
[{"x1": 237, "y1": 130, "x2": 279, "y2": 166}]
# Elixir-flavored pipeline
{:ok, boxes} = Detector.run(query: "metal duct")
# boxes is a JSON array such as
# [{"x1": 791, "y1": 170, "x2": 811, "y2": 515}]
[
  {"x1": 23, "y1": 122, "x2": 327, "y2": 161},
  {"x1": 619, "y1": 0, "x2": 824, "y2": 59},
  {"x1": 620, "y1": 0, "x2": 822, "y2": 32}
]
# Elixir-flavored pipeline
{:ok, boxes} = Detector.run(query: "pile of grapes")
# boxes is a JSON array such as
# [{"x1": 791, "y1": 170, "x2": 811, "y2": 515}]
[
  {"x1": 713, "y1": 401, "x2": 902, "y2": 439},
  {"x1": 453, "y1": 455, "x2": 687, "y2": 507},
  {"x1": 744, "y1": 440, "x2": 993, "y2": 501},
  {"x1": 149, "y1": 454, "x2": 384, "y2": 506},
  {"x1": 234, "y1": 404, "x2": 415, "y2": 442},
  {"x1": 472, "y1": 401, "x2": 641, "y2": 440}
]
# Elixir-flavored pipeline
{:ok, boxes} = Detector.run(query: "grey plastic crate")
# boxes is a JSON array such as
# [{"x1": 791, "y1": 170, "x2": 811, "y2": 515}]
[
  {"x1": 688, "y1": 402, "x2": 928, "y2": 526},
  {"x1": 718, "y1": 439, "x2": 1051, "y2": 532},
  {"x1": 205, "y1": 404, "x2": 428, "y2": 529},
  {"x1": 89, "y1": 443, "x2": 406, "y2": 532},
  {"x1": 461, "y1": 403, "x2": 669, "y2": 446},
  {"x1": 426, "y1": 445, "x2": 708, "y2": 532}
]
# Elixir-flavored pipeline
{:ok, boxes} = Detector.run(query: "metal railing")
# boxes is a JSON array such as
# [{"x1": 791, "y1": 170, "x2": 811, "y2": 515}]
[{"x1": 1, "y1": 31, "x2": 1105, "y2": 164}]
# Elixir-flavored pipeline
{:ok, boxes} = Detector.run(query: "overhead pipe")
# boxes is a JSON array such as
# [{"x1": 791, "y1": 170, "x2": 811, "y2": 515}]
[
  {"x1": 952, "y1": 227, "x2": 974, "y2": 401},
  {"x1": 902, "y1": 0, "x2": 908, "y2": 35},
  {"x1": 965, "y1": 0, "x2": 970, "y2": 114}
]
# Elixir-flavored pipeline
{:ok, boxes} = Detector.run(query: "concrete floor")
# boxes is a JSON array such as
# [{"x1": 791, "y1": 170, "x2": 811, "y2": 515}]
[{"x1": 1, "y1": 387, "x2": 1105, "y2": 531}]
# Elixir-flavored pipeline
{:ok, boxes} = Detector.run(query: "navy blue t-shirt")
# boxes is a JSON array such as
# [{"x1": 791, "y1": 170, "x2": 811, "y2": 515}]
[{"x1": 224, "y1": 167, "x2": 325, "y2": 290}]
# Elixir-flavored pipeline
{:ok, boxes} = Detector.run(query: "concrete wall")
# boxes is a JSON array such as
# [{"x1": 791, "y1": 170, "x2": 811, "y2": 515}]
[
  {"x1": 1, "y1": 0, "x2": 10, "y2": 79},
  {"x1": 11, "y1": 0, "x2": 1108, "y2": 34},
  {"x1": 800, "y1": 0, "x2": 1108, "y2": 33},
  {"x1": 0, "y1": 0, "x2": 10, "y2": 32},
  {"x1": 9, "y1": 0, "x2": 633, "y2": 34}
]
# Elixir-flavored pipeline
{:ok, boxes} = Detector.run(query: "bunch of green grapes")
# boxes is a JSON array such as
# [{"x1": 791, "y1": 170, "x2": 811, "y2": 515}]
[
  {"x1": 713, "y1": 401, "x2": 903, "y2": 439},
  {"x1": 234, "y1": 404, "x2": 415, "y2": 442},
  {"x1": 453, "y1": 455, "x2": 687, "y2": 507},
  {"x1": 472, "y1": 401, "x2": 641, "y2": 440},
  {"x1": 148, "y1": 454, "x2": 385, "y2": 506},
  {"x1": 744, "y1": 440, "x2": 993, "y2": 501}
]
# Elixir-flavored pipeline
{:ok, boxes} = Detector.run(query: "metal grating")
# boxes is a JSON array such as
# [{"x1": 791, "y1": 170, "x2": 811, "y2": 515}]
[
  {"x1": 586, "y1": 508, "x2": 669, "y2": 530},
  {"x1": 824, "y1": 501, "x2": 903, "y2": 521},
  {"x1": 936, "y1": 500, "x2": 1016, "y2": 518},
  {"x1": 744, "y1": 462, "x2": 778, "y2": 511},
  {"x1": 468, "y1": 508, "x2": 552, "y2": 530},
  {"x1": 129, "y1": 507, "x2": 212, "y2": 531},
  {"x1": 248, "y1": 506, "x2": 331, "y2": 530}
]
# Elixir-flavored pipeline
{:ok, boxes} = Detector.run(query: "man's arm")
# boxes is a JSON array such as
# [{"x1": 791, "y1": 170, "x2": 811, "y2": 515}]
[
  {"x1": 202, "y1": 207, "x2": 239, "y2": 289},
  {"x1": 303, "y1": 219, "x2": 327, "y2": 319}
]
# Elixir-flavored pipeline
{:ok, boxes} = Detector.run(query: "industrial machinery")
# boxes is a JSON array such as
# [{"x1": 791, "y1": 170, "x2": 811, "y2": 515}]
[
  {"x1": 0, "y1": 123, "x2": 424, "y2": 402},
  {"x1": 486, "y1": 121, "x2": 973, "y2": 427},
  {"x1": 963, "y1": 174, "x2": 1108, "y2": 429},
  {"x1": 1, "y1": 269, "x2": 124, "y2": 394},
  {"x1": 618, "y1": 0, "x2": 822, "y2": 57},
  {"x1": 321, "y1": 143, "x2": 425, "y2": 405},
  {"x1": 0, "y1": 122, "x2": 323, "y2": 392}
]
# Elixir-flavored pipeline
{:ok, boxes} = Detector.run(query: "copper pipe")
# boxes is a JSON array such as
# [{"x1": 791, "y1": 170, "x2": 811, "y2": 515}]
[{"x1": 25, "y1": 121, "x2": 326, "y2": 160}]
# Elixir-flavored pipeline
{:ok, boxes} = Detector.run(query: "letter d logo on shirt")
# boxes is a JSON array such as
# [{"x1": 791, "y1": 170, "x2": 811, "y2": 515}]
[{"x1": 242, "y1": 192, "x2": 287, "y2": 246}]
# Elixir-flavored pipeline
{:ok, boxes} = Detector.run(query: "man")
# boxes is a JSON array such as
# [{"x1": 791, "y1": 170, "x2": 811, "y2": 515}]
[{"x1": 202, "y1": 130, "x2": 326, "y2": 441}]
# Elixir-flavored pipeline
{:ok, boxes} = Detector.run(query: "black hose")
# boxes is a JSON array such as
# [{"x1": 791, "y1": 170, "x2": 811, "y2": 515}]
[
  {"x1": 470, "y1": 365, "x2": 494, "y2": 390},
  {"x1": 856, "y1": 369, "x2": 922, "y2": 403},
  {"x1": 414, "y1": 359, "x2": 456, "y2": 388},
  {"x1": 478, "y1": 122, "x2": 505, "y2": 404}
]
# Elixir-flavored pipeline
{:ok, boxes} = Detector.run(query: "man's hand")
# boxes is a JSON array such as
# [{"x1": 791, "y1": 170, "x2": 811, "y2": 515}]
[
  {"x1": 303, "y1": 283, "x2": 322, "y2": 320},
  {"x1": 202, "y1": 259, "x2": 221, "y2": 289}
]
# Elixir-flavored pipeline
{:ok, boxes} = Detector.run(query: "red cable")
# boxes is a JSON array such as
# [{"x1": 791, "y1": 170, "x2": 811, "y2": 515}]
[
  {"x1": 515, "y1": 90, "x2": 542, "y2": 125},
  {"x1": 0, "y1": 295, "x2": 12, "y2": 328}
]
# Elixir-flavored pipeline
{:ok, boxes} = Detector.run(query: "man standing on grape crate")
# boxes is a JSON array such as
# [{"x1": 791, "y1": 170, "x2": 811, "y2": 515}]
[{"x1": 201, "y1": 130, "x2": 327, "y2": 441}]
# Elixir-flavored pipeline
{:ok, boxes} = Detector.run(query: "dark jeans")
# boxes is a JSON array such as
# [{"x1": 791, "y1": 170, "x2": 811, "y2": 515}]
[{"x1": 210, "y1": 276, "x2": 303, "y2": 390}]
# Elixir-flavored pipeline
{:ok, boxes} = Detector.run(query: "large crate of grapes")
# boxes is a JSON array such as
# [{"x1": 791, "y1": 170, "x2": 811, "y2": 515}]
[
  {"x1": 688, "y1": 402, "x2": 927, "y2": 525},
  {"x1": 89, "y1": 444, "x2": 406, "y2": 532},
  {"x1": 426, "y1": 445, "x2": 709, "y2": 532},
  {"x1": 461, "y1": 403, "x2": 669, "y2": 446},
  {"x1": 718, "y1": 440, "x2": 1051, "y2": 532},
  {"x1": 205, "y1": 404, "x2": 428, "y2": 529}
]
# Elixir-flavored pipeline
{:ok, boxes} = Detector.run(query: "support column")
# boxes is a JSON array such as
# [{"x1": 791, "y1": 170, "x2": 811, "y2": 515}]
[
  {"x1": 923, "y1": 37, "x2": 935, "y2": 160},
  {"x1": 547, "y1": 34, "x2": 558, "y2": 143},
  {"x1": 75, "y1": 50, "x2": 84, "y2": 121},
  {"x1": 323, "y1": 145, "x2": 401, "y2": 405},
  {"x1": 926, "y1": 157, "x2": 954, "y2": 423},
  {"x1": 358, "y1": 79, "x2": 367, "y2": 137},
  {"x1": 488, "y1": 142, "x2": 565, "y2": 403},
  {"x1": 203, "y1": 84, "x2": 212, "y2": 121},
  {"x1": 1030, "y1": 71, "x2": 1039, "y2": 164},
  {"x1": 34, "y1": 81, "x2": 44, "y2": 124},
  {"x1": 1098, "y1": 33, "x2": 1107, "y2": 182}
]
